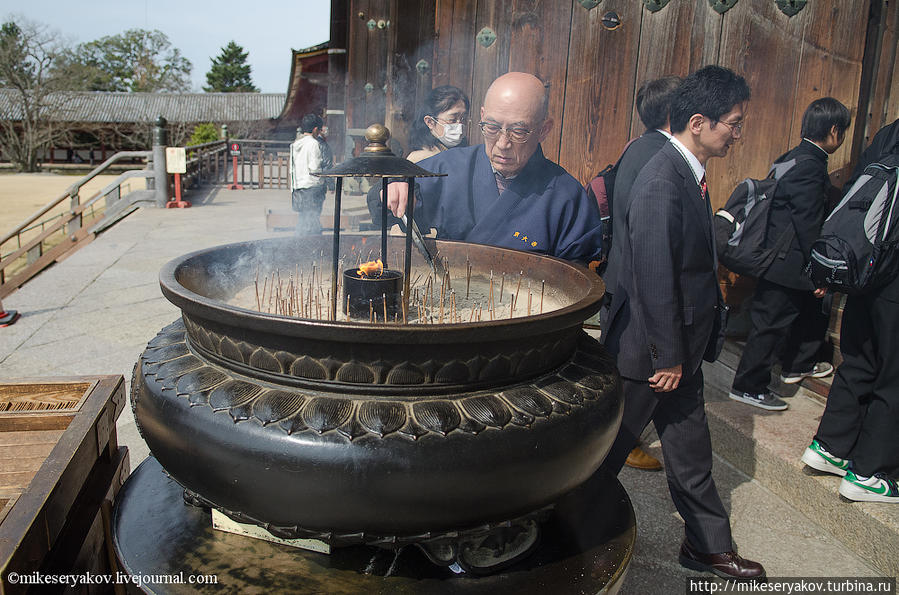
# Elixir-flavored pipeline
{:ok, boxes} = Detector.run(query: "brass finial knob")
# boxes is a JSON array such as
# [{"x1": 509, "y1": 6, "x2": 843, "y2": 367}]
[{"x1": 364, "y1": 123, "x2": 392, "y2": 153}]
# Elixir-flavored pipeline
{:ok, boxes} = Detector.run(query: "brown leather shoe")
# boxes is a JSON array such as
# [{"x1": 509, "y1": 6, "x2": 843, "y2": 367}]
[
  {"x1": 679, "y1": 540, "x2": 766, "y2": 580},
  {"x1": 625, "y1": 446, "x2": 662, "y2": 470}
]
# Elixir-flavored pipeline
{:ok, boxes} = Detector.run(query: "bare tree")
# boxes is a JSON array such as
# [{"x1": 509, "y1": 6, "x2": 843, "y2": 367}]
[{"x1": 0, "y1": 17, "x2": 81, "y2": 171}]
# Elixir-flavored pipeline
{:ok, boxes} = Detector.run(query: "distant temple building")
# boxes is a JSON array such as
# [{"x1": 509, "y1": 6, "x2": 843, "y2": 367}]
[{"x1": 0, "y1": 42, "x2": 329, "y2": 165}]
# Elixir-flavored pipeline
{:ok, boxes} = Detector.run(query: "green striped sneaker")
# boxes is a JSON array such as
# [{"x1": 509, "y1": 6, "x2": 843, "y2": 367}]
[
  {"x1": 839, "y1": 471, "x2": 899, "y2": 503},
  {"x1": 801, "y1": 440, "x2": 849, "y2": 476}
]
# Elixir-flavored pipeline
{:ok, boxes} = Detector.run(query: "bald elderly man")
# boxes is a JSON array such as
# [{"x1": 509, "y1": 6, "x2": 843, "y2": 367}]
[{"x1": 370, "y1": 72, "x2": 604, "y2": 264}]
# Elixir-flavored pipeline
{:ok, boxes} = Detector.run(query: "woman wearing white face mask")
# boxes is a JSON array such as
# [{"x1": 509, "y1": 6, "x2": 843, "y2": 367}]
[{"x1": 406, "y1": 86, "x2": 470, "y2": 163}]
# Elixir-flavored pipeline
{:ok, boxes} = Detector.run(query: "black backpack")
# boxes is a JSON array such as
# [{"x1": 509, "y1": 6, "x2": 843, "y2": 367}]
[
  {"x1": 714, "y1": 156, "x2": 812, "y2": 276},
  {"x1": 807, "y1": 154, "x2": 899, "y2": 294}
]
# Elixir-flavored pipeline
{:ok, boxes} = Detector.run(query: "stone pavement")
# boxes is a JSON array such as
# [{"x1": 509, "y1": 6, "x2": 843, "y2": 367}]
[{"x1": 0, "y1": 186, "x2": 884, "y2": 592}]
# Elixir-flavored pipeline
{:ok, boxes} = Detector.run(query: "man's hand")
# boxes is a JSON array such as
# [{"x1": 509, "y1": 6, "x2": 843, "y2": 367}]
[
  {"x1": 649, "y1": 364, "x2": 682, "y2": 392},
  {"x1": 384, "y1": 182, "x2": 409, "y2": 219},
  {"x1": 813, "y1": 287, "x2": 827, "y2": 298}
]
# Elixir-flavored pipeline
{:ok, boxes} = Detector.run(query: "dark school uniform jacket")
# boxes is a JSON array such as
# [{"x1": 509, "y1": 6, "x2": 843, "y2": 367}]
[
  {"x1": 763, "y1": 139, "x2": 831, "y2": 291},
  {"x1": 604, "y1": 129, "x2": 670, "y2": 293}
]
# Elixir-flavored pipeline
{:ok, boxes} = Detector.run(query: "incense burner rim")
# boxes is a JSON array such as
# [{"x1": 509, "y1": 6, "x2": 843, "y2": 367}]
[{"x1": 158, "y1": 237, "x2": 605, "y2": 345}]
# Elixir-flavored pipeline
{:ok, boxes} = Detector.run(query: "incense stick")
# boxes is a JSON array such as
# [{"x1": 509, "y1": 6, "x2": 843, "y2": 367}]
[{"x1": 540, "y1": 280, "x2": 545, "y2": 314}]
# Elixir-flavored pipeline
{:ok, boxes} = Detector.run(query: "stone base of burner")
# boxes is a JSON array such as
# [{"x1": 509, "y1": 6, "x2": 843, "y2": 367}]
[{"x1": 113, "y1": 457, "x2": 635, "y2": 593}]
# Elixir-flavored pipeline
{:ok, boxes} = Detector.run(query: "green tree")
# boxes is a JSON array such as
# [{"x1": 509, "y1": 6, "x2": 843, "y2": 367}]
[
  {"x1": 0, "y1": 18, "x2": 80, "y2": 171},
  {"x1": 204, "y1": 41, "x2": 258, "y2": 92},
  {"x1": 63, "y1": 29, "x2": 192, "y2": 92},
  {"x1": 188, "y1": 122, "x2": 220, "y2": 146}
]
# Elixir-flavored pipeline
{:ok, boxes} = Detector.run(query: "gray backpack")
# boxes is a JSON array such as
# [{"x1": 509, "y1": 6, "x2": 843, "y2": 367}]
[{"x1": 807, "y1": 155, "x2": 899, "y2": 294}]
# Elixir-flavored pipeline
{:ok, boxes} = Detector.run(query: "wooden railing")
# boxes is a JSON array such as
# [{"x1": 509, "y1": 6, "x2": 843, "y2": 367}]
[
  {"x1": 1, "y1": 139, "x2": 303, "y2": 298},
  {"x1": 184, "y1": 139, "x2": 292, "y2": 189},
  {"x1": 0, "y1": 151, "x2": 154, "y2": 298}
]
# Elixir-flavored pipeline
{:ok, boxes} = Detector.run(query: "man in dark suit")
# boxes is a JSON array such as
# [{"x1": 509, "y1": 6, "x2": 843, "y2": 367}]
[
  {"x1": 730, "y1": 98, "x2": 850, "y2": 410},
  {"x1": 601, "y1": 66, "x2": 765, "y2": 580},
  {"x1": 602, "y1": 75, "x2": 682, "y2": 471}
]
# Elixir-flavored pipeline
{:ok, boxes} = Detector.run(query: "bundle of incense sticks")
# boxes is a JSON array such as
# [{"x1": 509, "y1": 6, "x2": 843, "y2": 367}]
[{"x1": 249, "y1": 258, "x2": 555, "y2": 326}]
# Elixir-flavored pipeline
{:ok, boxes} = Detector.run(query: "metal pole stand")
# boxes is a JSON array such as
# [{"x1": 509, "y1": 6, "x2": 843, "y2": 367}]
[
  {"x1": 152, "y1": 116, "x2": 169, "y2": 208},
  {"x1": 166, "y1": 173, "x2": 191, "y2": 208}
]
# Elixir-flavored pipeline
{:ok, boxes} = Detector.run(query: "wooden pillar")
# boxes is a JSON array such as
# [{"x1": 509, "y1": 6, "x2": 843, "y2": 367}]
[
  {"x1": 258, "y1": 151, "x2": 265, "y2": 189},
  {"x1": 328, "y1": 0, "x2": 349, "y2": 162}
]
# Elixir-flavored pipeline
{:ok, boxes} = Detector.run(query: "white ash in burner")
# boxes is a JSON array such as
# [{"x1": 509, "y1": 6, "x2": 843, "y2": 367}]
[{"x1": 228, "y1": 254, "x2": 568, "y2": 325}]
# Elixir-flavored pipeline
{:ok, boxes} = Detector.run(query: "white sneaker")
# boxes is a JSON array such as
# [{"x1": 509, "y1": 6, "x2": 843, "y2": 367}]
[
  {"x1": 801, "y1": 439, "x2": 849, "y2": 476},
  {"x1": 839, "y1": 471, "x2": 899, "y2": 502},
  {"x1": 780, "y1": 362, "x2": 834, "y2": 384}
]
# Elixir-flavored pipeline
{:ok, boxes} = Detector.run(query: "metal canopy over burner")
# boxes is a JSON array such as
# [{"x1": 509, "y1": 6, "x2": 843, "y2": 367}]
[{"x1": 314, "y1": 123, "x2": 447, "y2": 323}]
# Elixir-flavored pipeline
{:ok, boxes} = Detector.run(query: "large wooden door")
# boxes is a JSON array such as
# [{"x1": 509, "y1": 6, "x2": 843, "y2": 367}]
[{"x1": 337, "y1": 0, "x2": 886, "y2": 206}]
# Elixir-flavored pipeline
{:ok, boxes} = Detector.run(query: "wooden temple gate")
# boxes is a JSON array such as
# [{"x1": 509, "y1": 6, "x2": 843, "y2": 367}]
[{"x1": 327, "y1": 0, "x2": 899, "y2": 209}]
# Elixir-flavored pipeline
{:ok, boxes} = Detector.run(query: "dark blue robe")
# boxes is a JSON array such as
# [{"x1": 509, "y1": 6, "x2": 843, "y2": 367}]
[{"x1": 411, "y1": 144, "x2": 603, "y2": 263}]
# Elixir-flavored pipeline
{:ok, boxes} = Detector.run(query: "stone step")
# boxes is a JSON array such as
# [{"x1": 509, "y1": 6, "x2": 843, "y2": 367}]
[{"x1": 703, "y1": 342, "x2": 899, "y2": 577}]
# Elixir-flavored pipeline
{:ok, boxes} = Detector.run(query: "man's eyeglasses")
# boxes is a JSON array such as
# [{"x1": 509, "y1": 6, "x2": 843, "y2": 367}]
[
  {"x1": 478, "y1": 121, "x2": 537, "y2": 143},
  {"x1": 716, "y1": 119, "x2": 744, "y2": 137}
]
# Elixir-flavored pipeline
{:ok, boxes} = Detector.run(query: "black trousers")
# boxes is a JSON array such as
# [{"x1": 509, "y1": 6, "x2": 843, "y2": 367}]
[
  {"x1": 291, "y1": 186, "x2": 326, "y2": 235},
  {"x1": 598, "y1": 370, "x2": 733, "y2": 553},
  {"x1": 732, "y1": 278, "x2": 828, "y2": 394},
  {"x1": 814, "y1": 286, "x2": 899, "y2": 478}
]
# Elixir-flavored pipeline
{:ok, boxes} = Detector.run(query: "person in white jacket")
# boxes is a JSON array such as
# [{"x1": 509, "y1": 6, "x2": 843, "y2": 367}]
[{"x1": 289, "y1": 114, "x2": 325, "y2": 235}]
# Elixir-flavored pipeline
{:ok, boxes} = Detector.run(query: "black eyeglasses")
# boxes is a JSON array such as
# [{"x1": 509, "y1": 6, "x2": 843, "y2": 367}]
[
  {"x1": 715, "y1": 119, "x2": 744, "y2": 137},
  {"x1": 478, "y1": 121, "x2": 537, "y2": 143}
]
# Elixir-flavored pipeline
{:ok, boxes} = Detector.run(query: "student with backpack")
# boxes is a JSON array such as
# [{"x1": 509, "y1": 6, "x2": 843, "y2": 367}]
[
  {"x1": 801, "y1": 117, "x2": 899, "y2": 502},
  {"x1": 729, "y1": 98, "x2": 851, "y2": 411},
  {"x1": 599, "y1": 76, "x2": 682, "y2": 304},
  {"x1": 591, "y1": 75, "x2": 682, "y2": 471}
]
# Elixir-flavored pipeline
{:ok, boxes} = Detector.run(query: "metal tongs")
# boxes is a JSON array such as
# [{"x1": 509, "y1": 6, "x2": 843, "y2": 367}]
[{"x1": 401, "y1": 214, "x2": 442, "y2": 277}]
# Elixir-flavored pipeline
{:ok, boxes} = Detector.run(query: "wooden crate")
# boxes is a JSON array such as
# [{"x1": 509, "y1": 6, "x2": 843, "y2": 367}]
[{"x1": 0, "y1": 376, "x2": 129, "y2": 595}]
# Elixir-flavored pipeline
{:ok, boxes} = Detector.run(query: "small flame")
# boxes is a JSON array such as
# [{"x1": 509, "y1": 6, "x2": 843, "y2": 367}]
[{"x1": 357, "y1": 259, "x2": 383, "y2": 278}]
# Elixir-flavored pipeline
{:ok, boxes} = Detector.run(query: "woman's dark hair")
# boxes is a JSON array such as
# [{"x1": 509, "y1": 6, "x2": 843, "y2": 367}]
[
  {"x1": 408, "y1": 85, "x2": 470, "y2": 152},
  {"x1": 801, "y1": 97, "x2": 851, "y2": 141}
]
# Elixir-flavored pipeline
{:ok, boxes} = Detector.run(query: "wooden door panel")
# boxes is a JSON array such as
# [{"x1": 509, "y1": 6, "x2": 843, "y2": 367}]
[
  {"x1": 434, "y1": 0, "x2": 479, "y2": 94},
  {"x1": 506, "y1": 0, "x2": 574, "y2": 161},
  {"x1": 470, "y1": 0, "x2": 514, "y2": 135},
  {"x1": 792, "y1": 0, "x2": 868, "y2": 183},
  {"x1": 868, "y1": 1, "x2": 899, "y2": 137},
  {"x1": 560, "y1": 2, "x2": 644, "y2": 184},
  {"x1": 708, "y1": 1, "x2": 807, "y2": 209},
  {"x1": 347, "y1": 0, "x2": 373, "y2": 131},
  {"x1": 388, "y1": 0, "x2": 436, "y2": 154},
  {"x1": 629, "y1": 1, "x2": 720, "y2": 138}
]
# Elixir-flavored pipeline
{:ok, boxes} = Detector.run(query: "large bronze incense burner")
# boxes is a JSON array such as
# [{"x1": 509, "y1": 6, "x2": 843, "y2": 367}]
[{"x1": 129, "y1": 125, "x2": 625, "y2": 578}]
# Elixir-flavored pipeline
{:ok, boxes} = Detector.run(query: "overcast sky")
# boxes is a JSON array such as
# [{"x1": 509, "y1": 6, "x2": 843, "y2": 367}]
[{"x1": 5, "y1": 1, "x2": 330, "y2": 93}]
